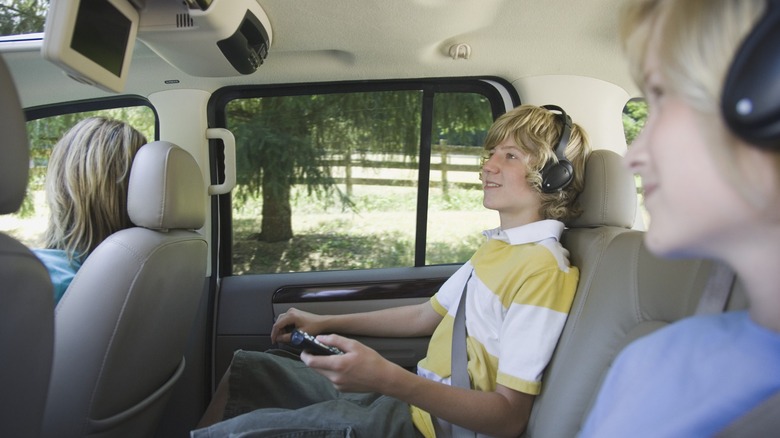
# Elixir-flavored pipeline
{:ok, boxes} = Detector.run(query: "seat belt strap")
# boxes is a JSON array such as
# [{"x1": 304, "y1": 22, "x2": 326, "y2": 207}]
[
  {"x1": 432, "y1": 271, "x2": 476, "y2": 438},
  {"x1": 450, "y1": 272, "x2": 476, "y2": 438},
  {"x1": 693, "y1": 261, "x2": 780, "y2": 437},
  {"x1": 451, "y1": 272, "x2": 471, "y2": 390},
  {"x1": 695, "y1": 261, "x2": 736, "y2": 315},
  {"x1": 716, "y1": 390, "x2": 780, "y2": 437}
]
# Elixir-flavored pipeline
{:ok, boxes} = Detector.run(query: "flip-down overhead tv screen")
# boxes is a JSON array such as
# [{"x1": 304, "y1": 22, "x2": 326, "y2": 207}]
[{"x1": 42, "y1": 0, "x2": 139, "y2": 93}]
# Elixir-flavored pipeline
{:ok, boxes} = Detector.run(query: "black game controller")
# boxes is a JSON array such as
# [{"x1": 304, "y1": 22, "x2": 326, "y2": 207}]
[{"x1": 289, "y1": 329, "x2": 344, "y2": 355}]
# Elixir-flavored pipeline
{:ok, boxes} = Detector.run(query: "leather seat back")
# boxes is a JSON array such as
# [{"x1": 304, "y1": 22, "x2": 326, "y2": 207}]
[
  {"x1": 42, "y1": 141, "x2": 208, "y2": 438},
  {"x1": 525, "y1": 151, "x2": 747, "y2": 437},
  {"x1": 0, "y1": 54, "x2": 55, "y2": 438}
]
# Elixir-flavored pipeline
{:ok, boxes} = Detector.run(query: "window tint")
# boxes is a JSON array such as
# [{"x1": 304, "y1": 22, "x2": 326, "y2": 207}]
[
  {"x1": 623, "y1": 98, "x2": 649, "y2": 227},
  {"x1": 0, "y1": 105, "x2": 156, "y2": 248},
  {"x1": 220, "y1": 82, "x2": 507, "y2": 274},
  {"x1": 0, "y1": 0, "x2": 47, "y2": 37},
  {"x1": 426, "y1": 92, "x2": 495, "y2": 264}
]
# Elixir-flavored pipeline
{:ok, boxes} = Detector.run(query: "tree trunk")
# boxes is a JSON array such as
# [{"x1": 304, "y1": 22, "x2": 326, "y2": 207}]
[{"x1": 258, "y1": 172, "x2": 293, "y2": 242}]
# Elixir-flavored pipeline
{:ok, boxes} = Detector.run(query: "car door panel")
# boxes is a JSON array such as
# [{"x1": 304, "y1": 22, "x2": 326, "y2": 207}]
[{"x1": 214, "y1": 265, "x2": 460, "y2": 380}]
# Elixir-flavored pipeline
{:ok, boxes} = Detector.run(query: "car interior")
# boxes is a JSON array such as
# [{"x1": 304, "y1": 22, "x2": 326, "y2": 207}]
[{"x1": 0, "y1": 0, "x2": 750, "y2": 437}]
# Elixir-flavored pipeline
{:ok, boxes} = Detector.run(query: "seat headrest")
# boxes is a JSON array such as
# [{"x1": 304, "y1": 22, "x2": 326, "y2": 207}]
[
  {"x1": 0, "y1": 55, "x2": 30, "y2": 215},
  {"x1": 565, "y1": 149, "x2": 637, "y2": 229},
  {"x1": 128, "y1": 141, "x2": 206, "y2": 230}
]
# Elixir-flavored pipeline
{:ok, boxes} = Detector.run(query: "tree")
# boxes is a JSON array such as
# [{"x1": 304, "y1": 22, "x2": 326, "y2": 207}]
[
  {"x1": 21, "y1": 107, "x2": 155, "y2": 217},
  {"x1": 0, "y1": 0, "x2": 47, "y2": 36},
  {"x1": 226, "y1": 90, "x2": 491, "y2": 242},
  {"x1": 623, "y1": 99, "x2": 648, "y2": 145}
]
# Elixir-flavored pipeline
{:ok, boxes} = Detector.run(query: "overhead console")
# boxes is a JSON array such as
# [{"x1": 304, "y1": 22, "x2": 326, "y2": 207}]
[
  {"x1": 137, "y1": 0, "x2": 272, "y2": 77},
  {"x1": 40, "y1": 0, "x2": 272, "y2": 93}
]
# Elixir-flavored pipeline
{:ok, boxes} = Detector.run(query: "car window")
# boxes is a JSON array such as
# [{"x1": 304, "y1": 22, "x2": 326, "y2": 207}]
[
  {"x1": 0, "y1": 104, "x2": 156, "y2": 248},
  {"x1": 0, "y1": 0, "x2": 47, "y2": 37},
  {"x1": 216, "y1": 81, "x2": 510, "y2": 274},
  {"x1": 623, "y1": 98, "x2": 649, "y2": 227}
]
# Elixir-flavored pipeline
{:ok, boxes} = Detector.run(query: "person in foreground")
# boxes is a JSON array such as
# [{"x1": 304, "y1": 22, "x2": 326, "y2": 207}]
[
  {"x1": 193, "y1": 104, "x2": 591, "y2": 437},
  {"x1": 32, "y1": 117, "x2": 147, "y2": 305},
  {"x1": 580, "y1": 0, "x2": 780, "y2": 436}
]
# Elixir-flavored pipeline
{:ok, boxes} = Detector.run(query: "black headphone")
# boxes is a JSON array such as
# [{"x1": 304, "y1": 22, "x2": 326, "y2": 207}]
[
  {"x1": 721, "y1": 0, "x2": 780, "y2": 150},
  {"x1": 539, "y1": 105, "x2": 574, "y2": 193}
]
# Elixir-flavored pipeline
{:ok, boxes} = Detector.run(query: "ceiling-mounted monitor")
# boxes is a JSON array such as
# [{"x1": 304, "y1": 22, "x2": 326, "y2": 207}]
[{"x1": 42, "y1": 0, "x2": 139, "y2": 93}]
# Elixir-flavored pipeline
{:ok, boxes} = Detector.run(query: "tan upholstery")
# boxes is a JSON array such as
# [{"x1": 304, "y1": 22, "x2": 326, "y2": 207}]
[
  {"x1": 566, "y1": 148, "x2": 638, "y2": 229},
  {"x1": 128, "y1": 142, "x2": 206, "y2": 231},
  {"x1": 524, "y1": 151, "x2": 747, "y2": 437},
  {"x1": 0, "y1": 54, "x2": 55, "y2": 438},
  {"x1": 42, "y1": 141, "x2": 208, "y2": 438},
  {"x1": 558, "y1": 150, "x2": 639, "y2": 341}
]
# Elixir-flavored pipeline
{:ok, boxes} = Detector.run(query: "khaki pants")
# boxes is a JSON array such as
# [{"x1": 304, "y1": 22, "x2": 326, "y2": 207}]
[{"x1": 191, "y1": 350, "x2": 422, "y2": 438}]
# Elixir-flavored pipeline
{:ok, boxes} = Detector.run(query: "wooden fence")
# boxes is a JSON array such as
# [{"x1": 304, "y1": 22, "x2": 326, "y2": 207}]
[{"x1": 321, "y1": 143, "x2": 484, "y2": 196}]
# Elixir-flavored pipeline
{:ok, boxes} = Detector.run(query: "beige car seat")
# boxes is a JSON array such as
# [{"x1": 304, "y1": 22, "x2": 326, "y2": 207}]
[
  {"x1": 42, "y1": 141, "x2": 209, "y2": 438},
  {"x1": 0, "y1": 54, "x2": 55, "y2": 438},
  {"x1": 524, "y1": 150, "x2": 747, "y2": 437}
]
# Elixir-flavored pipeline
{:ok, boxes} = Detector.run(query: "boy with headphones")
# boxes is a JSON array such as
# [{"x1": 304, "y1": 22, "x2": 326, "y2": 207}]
[
  {"x1": 194, "y1": 104, "x2": 591, "y2": 437},
  {"x1": 580, "y1": 0, "x2": 780, "y2": 436}
]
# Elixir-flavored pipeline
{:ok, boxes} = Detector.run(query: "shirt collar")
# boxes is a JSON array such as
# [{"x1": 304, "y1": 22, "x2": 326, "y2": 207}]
[{"x1": 482, "y1": 219, "x2": 564, "y2": 245}]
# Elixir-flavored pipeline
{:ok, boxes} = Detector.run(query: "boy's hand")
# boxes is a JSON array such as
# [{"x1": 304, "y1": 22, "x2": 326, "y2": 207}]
[
  {"x1": 301, "y1": 334, "x2": 396, "y2": 393},
  {"x1": 271, "y1": 308, "x2": 326, "y2": 344}
]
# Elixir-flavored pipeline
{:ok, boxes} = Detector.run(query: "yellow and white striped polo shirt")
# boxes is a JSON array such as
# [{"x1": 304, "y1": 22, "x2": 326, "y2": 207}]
[{"x1": 411, "y1": 219, "x2": 578, "y2": 437}]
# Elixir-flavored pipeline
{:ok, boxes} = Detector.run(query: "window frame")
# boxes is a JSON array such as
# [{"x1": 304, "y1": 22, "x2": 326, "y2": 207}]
[
  {"x1": 24, "y1": 95, "x2": 158, "y2": 129},
  {"x1": 209, "y1": 77, "x2": 519, "y2": 277},
  {"x1": 3, "y1": 95, "x2": 158, "y2": 251}
]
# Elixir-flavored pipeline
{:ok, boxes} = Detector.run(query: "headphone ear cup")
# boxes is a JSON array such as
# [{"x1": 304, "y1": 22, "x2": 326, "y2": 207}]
[
  {"x1": 539, "y1": 104, "x2": 575, "y2": 193},
  {"x1": 540, "y1": 158, "x2": 573, "y2": 193},
  {"x1": 721, "y1": 1, "x2": 780, "y2": 149}
]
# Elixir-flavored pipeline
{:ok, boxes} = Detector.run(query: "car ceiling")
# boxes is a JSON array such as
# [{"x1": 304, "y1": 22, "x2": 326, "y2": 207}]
[{"x1": 0, "y1": 0, "x2": 638, "y2": 109}]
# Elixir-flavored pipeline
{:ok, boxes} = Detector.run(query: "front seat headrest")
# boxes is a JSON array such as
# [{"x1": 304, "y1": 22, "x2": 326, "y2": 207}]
[
  {"x1": 127, "y1": 141, "x2": 206, "y2": 231},
  {"x1": 0, "y1": 55, "x2": 29, "y2": 215}
]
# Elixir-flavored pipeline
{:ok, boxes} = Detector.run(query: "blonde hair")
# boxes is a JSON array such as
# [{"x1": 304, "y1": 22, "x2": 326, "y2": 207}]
[
  {"x1": 621, "y1": 0, "x2": 765, "y2": 115},
  {"x1": 43, "y1": 117, "x2": 147, "y2": 261},
  {"x1": 483, "y1": 104, "x2": 591, "y2": 222},
  {"x1": 621, "y1": 0, "x2": 779, "y2": 204}
]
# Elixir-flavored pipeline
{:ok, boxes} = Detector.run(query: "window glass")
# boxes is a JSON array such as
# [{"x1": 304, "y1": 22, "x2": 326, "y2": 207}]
[
  {"x1": 426, "y1": 92, "x2": 495, "y2": 264},
  {"x1": 0, "y1": 106, "x2": 156, "y2": 248},
  {"x1": 623, "y1": 98, "x2": 649, "y2": 227},
  {"x1": 0, "y1": 0, "x2": 47, "y2": 36},
  {"x1": 225, "y1": 88, "x2": 500, "y2": 274}
]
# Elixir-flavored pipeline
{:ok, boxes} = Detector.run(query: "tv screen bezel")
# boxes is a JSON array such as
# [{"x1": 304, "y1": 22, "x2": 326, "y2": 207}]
[{"x1": 41, "y1": 0, "x2": 139, "y2": 93}]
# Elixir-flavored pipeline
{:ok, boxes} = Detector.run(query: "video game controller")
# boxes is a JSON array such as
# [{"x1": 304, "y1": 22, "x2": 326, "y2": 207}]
[{"x1": 289, "y1": 329, "x2": 344, "y2": 355}]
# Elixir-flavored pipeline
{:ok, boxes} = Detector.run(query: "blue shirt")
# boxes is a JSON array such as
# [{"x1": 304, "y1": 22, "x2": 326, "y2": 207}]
[
  {"x1": 32, "y1": 248, "x2": 82, "y2": 306},
  {"x1": 580, "y1": 311, "x2": 780, "y2": 437}
]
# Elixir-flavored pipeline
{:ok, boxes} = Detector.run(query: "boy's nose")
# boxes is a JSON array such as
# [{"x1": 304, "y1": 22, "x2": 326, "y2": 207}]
[{"x1": 483, "y1": 155, "x2": 500, "y2": 172}]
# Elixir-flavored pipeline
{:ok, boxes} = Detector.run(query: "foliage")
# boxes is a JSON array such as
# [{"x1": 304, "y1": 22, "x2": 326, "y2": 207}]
[
  {"x1": 231, "y1": 218, "x2": 483, "y2": 273},
  {"x1": 433, "y1": 92, "x2": 492, "y2": 145},
  {"x1": 19, "y1": 107, "x2": 155, "y2": 218},
  {"x1": 227, "y1": 91, "x2": 492, "y2": 242},
  {"x1": 0, "y1": 0, "x2": 47, "y2": 36},
  {"x1": 623, "y1": 99, "x2": 648, "y2": 145}
]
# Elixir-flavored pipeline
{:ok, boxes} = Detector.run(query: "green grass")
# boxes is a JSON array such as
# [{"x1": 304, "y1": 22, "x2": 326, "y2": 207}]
[
  {"x1": 2, "y1": 185, "x2": 497, "y2": 275},
  {"x1": 231, "y1": 185, "x2": 495, "y2": 274}
]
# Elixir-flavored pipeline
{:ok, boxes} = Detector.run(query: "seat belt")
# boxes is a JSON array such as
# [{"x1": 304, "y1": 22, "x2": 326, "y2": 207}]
[
  {"x1": 432, "y1": 271, "x2": 476, "y2": 438},
  {"x1": 694, "y1": 261, "x2": 735, "y2": 315},
  {"x1": 694, "y1": 262, "x2": 780, "y2": 436},
  {"x1": 716, "y1": 390, "x2": 780, "y2": 437},
  {"x1": 451, "y1": 272, "x2": 471, "y2": 390}
]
